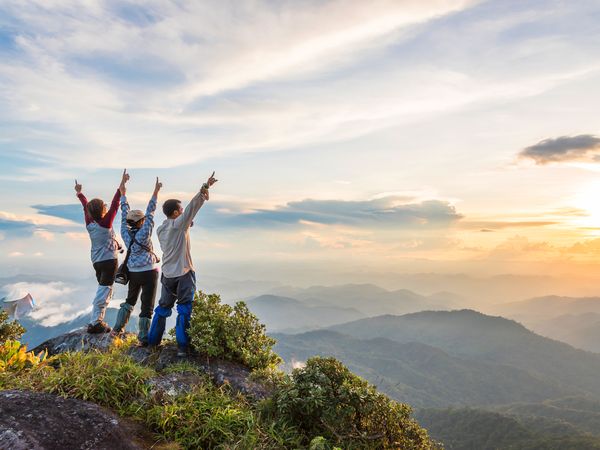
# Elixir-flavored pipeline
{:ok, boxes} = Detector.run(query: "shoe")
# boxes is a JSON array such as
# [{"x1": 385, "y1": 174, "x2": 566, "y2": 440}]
[
  {"x1": 176, "y1": 346, "x2": 189, "y2": 357},
  {"x1": 87, "y1": 321, "x2": 112, "y2": 334}
]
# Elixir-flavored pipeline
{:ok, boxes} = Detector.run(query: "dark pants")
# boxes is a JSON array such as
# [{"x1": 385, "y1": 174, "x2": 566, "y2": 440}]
[
  {"x1": 93, "y1": 259, "x2": 118, "y2": 286},
  {"x1": 147, "y1": 271, "x2": 196, "y2": 347},
  {"x1": 125, "y1": 269, "x2": 158, "y2": 319}
]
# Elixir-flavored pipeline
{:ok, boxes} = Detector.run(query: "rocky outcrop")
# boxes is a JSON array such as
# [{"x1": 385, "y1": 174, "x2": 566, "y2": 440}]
[
  {"x1": 30, "y1": 328, "x2": 119, "y2": 356},
  {"x1": 32, "y1": 328, "x2": 273, "y2": 400},
  {"x1": 0, "y1": 390, "x2": 157, "y2": 450}
]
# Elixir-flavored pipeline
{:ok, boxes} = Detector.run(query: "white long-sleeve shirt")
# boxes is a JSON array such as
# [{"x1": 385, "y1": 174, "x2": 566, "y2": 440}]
[{"x1": 157, "y1": 190, "x2": 205, "y2": 278}]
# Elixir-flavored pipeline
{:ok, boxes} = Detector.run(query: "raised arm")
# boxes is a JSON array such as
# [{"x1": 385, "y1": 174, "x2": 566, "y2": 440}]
[
  {"x1": 99, "y1": 169, "x2": 128, "y2": 228},
  {"x1": 120, "y1": 194, "x2": 131, "y2": 246},
  {"x1": 175, "y1": 172, "x2": 218, "y2": 229},
  {"x1": 136, "y1": 177, "x2": 161, "y2": 243},
  {"x1": 74, "y1": 179, "x2": 92, "y2": 225}
]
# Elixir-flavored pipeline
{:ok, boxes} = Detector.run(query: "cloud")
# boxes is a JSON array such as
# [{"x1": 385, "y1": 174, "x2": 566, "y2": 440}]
[
  {"x1": 7, "y1": 0, "x2": 597, "y2": 174},
  {"x1": 519, "y1": 134, "x2": 600, "y2": 165},
  {"x1": 0, "y1": 216, "x2": 36, "y2": 238},
  {"x1": 32, "y1": 204, "x2": 84, "y2": 223},
  {"x1": 0, "y1": 281, "x2": 85, "y2": 326},
  {"x1": 461, "y1": 220, "x2": 557, "y2": 230},
  {"x1": 200, "y1": 196, "x2": 463, "y2": 229}
]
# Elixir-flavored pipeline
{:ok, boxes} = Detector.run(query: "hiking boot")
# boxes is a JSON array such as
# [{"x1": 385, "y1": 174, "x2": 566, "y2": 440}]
[
  {"x1": 87, "y1": 321, "x2": 112, "y2": 334},
  {"x1": 176, "y1": 346, "x2": 189, "y2": 358},
  {"x1": 113, "y1": 303, "x2": 133, "y2": 334},
  {"x1": 137, "y1": 317, "x2": 151, "y2": 346}
]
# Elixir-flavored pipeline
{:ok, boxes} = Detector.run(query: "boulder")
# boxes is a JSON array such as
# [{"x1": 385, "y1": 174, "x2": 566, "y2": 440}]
[
  {"x1": 0, "y1": 390, "x2": 159, "y2": 450},
  {"x1": 31, "y1": 328, "x2": 126, "y2": 356}
]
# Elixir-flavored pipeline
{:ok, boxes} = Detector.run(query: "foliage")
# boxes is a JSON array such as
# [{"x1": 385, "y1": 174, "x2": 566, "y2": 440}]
[
  {"x1": 186, "y1": 291, "x2": 282, "y2": 371},
  {"x1": 143, "y1": 380, "x2": 302, "y2": 449},
  {"x1": 266, "y1": 356, "x2": 435, "y2": 449},
  {"x1": 0, "y1": 310, "x2": 26, "y2": 342},
  {"x1": 248, "y1": 366, "x2": 288, "y2": 390},
  {"x1": 0, "y1": 339, "x2": 45, "y2": 373},
  {"x1": 39, "y1": 349, "x2": 155, "y2": 414}
]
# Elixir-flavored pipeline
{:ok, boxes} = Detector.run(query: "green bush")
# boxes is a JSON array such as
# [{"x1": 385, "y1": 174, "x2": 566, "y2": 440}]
[
  {"x1": 186, "y1": 291, "x2": 282, "y2": 371},
  {"x1": 267, "y1": 356, "x2": 435, "y2": 449},
  {"x1": 0, "y1": 310, "x2": 25, "y2": 342}
]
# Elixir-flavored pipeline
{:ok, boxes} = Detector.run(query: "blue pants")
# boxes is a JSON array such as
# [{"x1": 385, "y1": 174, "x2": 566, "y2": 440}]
[{"x1": 147, "y1": 271, "x2": 196, "y2": 347}]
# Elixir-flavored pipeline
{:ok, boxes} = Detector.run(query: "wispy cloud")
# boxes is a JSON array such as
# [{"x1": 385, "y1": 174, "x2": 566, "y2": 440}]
[{"x1": 6, "y1": 0, "x2": 596, "y2": 174}]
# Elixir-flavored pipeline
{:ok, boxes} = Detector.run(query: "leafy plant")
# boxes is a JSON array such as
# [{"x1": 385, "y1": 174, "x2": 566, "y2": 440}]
[
  {"x1": 186, "y1": 291, "x2": 282, "y2": 371},
  {"x1": 0, "y1": 339, "x2": 45, "y2": 373},
  {"x1": 0, "y1": 310, "x2": 26, "y2": 342},
  {"x1": 267, "y1": 356, "x2": 435, "y2": 449}
]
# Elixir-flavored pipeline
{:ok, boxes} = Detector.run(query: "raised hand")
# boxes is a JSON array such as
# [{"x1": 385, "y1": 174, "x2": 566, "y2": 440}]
[
  {"x1": 207, "y1": 171, "x2": 218, "y2": 187},
  {"x1": 74, "y1": 179, "x2": 82, "y2": 194},
  {"x1": 201, "y1": 171, "x2": 217, "y2": 201},
  {"x1": 119, "y1": 168, "x2": 129, "y2": 195},
  {"x1": 153, "y1": 177, "x2": 162, "y2": 196}
]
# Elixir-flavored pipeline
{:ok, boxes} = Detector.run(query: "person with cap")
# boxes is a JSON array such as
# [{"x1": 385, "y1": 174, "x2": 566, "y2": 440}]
[
  {"x1": 147, "y1": 171, "x2": 218, "y2": 356},
  {"x1": 75, "y1": 170, "x2": 128, "y2": 334},
  {"x1": 113, "y1": 173, "x2": 162, "y2": 345}
]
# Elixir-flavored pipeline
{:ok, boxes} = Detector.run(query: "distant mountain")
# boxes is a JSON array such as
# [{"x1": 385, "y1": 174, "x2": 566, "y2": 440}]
[
  {"x1": 273, "y1": 329, "x2": 573, "y2": 408},
  {"x1": 246, "y1": 294, "x2": 365, "y2": 332},
  {"x1": 329, "y1": 310, "x2": 600, "y2": 397},
  {"x1": 491, "y1": 295, "x2": 600, "y2": 322},
  {"x1": 488, "y1": 296, "x2": 600, "y2": 352},
  {"x1": 495, "y1": 396, "x2": 600, "y2": 436},
  {"x1": 415, "y1": 408, "x2": 600, "y2": 450},
  {"x1": 267, "y1": 283, "x2": 455, "y2": 316},
  {"x1": 528, "y1": 313, "x2": 600, "y2": 353}
]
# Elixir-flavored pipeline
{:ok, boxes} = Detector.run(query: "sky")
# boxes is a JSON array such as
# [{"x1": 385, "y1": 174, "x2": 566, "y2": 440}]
[{"x1": 2, "y1": 0, "x2": 600, "y2": 319}]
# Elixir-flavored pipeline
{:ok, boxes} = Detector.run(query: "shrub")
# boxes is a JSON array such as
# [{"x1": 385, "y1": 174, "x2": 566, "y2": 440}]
[
  {"x1": 0, "y1": 310, "x2": 26, "y2": 342},
  {"x1": 0, "y1": 340, "x2": 45, "y2": 373},
  {"x1": 144, "y1": 379, "x2": 303, "y2": 449},
  {"x1": 186, "y1": 291, "x2": 282, "y2": 371},
  {"x1": 267, "y1": 356, "x2": 435, "y2": 449}
]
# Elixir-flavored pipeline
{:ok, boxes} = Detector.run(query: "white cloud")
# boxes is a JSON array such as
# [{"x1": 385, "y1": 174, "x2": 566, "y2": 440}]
[
  {"x1": 1, "y1": 281, "x2": 86, "y2": 326},
  {"x1": 0, "y1": 0, "x2": 484, "y2": 171}
]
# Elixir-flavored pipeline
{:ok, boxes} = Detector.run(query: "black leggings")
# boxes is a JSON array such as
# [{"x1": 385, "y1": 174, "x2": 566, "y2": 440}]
[
  {"x1": 93, "y1": 259, "x2": 118, "y2": 286},
  {"x1": 125, "y1": 270, "x2": 158, "y2": 318}
]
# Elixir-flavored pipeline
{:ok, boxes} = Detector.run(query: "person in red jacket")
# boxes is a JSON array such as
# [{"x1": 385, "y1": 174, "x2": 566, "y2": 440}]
[{"x1": 75, "y1": 169, "x2": 128, "y2": 333}]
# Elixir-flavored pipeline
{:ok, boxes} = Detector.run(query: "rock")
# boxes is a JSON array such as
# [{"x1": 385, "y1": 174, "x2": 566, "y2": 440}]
[
  {"x1": 0, "y1": 390, "x2": 158, "y2": 450},
  {"x1": 31, "y1": 328, "x2": 133, "y2": 356},
  {"x1": 147, "y1": 372, "x2": 205, "y2": 400},
  {"x1": 32, "y1": 329, "x2": 273, "y2": 400},
  {"x1": 128, "y1": 345, "x2": 274, "y2": 400}
]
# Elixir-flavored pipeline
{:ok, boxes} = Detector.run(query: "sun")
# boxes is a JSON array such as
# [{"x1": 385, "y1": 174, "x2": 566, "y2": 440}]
[{"x1": 572, "y1": 180, "x2": 600, "y2": 230}]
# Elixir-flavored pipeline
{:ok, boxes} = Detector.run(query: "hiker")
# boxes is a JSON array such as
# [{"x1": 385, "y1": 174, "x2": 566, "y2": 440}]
[
  {"x1": 147, "y1": 171, "x2": 218, "y2": 356},
  {"x1": 75, "y1": 170, "x2": 128, "y2": 333},
  {"x1": 112, "y1": 173, "x2": 162, "y2": 345}
]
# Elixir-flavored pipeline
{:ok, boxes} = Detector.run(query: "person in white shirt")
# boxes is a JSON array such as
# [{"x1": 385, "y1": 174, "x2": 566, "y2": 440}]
[{"x1": 147, "y1": 172, "x2": 218, "y2": 356}]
